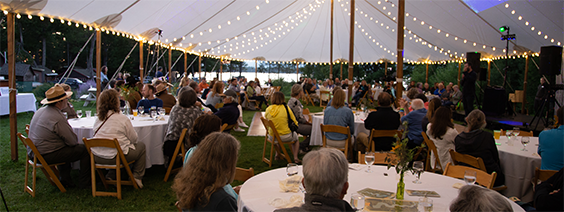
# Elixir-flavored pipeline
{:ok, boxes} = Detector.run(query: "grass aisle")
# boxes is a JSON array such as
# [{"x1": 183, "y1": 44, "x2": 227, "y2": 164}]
[{"x1": 0, "y1": 99, "x2": 322, "y2": 211}]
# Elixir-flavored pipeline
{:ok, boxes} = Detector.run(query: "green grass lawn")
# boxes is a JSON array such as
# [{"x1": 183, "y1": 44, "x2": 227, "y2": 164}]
[{"x1": 0, "y1": 98, "x2": 323, "y2": 211}]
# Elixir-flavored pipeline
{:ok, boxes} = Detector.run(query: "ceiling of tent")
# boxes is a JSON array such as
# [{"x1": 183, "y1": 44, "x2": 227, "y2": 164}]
[{"x1": 0, "y1": 0, "x2": 562, "y2": 63}]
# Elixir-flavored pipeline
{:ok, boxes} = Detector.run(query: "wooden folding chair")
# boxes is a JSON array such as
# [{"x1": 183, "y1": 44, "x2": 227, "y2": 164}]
[
  {"x1": 243, "y1": 91, "x2": 260, "y2": 111},
  {"x1": 25, "y1": 124, "x2": 30, "y2": 135},
  {"x1": 532, "y1": 167, "x2": 558, "y2": 189},
  {"x1": 319, "y1": 90, "x2": 331, "y2": 108},
  {"x1": 320, "y1": 124, "x2": 352, "y2": 158},
  {"x1": 443, "y1": 162, "x2": 497, "y2": 189},
  {"x1": 274, "y1": 86, "x2": 281, "y2": 92},
  {"x1": 260, "y1": 117, "x2": 296, "y2": 167},
  {"x1": 220, "y1": 123, "x2": 237, "y2": 132},
  {"x1": 421, "y1": 132, "x2": 443, "y2": 173},
  {"x1": 358, "y1": 151, "x2": 398, "y2": 165},
  {"x1": 449, "y1": 149, "x2": 487, "y2": 172},
  {"x1": 234, "y1": 167, "x2": 255, "y2": 182},
  {"x1": 83, "y1": 138, "x2": 139, "y2": 199},
  {"x1": 215, "y1": 103, "x2": 224, "y2": 109},
  {"x1": 163, "y1": 128, "x2": 188, "y2": 182},
  {"x1": 17, "y1": 133, "x2": 67, "y2": 197},
  {"x1": 368, "y1": 129, "x2": 402, "y2": 152},
  {"x1": 302, "y1": 108, "x2": 312, "y2": 124},
  {"x1": 302, "y1": 91, "x2": 315, "y2": 106}
]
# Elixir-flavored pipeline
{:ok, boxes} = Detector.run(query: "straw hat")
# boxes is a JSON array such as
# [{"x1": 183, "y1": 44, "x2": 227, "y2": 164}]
[
  {"x1": 41, "y1": 84, "x2": 72, "y2": 104},
  {"x1": 155, "y1": 83, "x2": 172, "y2": 94}
]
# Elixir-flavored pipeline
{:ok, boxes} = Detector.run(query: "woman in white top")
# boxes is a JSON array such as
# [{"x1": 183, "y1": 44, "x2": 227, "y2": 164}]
[
  {"x1": 426, "y1": 106, "x2": 458, "y2": 169},
  {"x1": 92, "y1": 89, "x2": 146, "y2": 188}
]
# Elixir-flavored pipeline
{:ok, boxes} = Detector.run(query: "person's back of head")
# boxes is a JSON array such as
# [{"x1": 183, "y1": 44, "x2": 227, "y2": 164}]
[
  {"x1": 291, "y1": 84, "x2": 303, "y2": 98},
  {"x1": 377, "y1": 92, "x2": 392, "y2": 107},
  {"x1": 430, "y1": 106, "x2": 454, "y2": 139},
  {"x1": 330, "y1": 89, "x2": 346, "y2": 109},
  {"x1": 411, "y1": 99, "x2": 425, "y2": 111},
  {"x1": 466, "y1": 109, "x2": 486, "y2": 131},
  {"x1": 450, "y1": 185, "x2": 512, "y2": 212},
  {"x1": 303, "y1": 148, "x2": 349, "y2": 199},
  {"x1": 189, "y1": 81, "x2": 198, "y2": 90},
  {"x1": 415, "y1": 93, "x2": 428, "y2": 103},
  {"x1": 427, "y1": 98, "x2": 442, "y2": 120},
  {"x1": 177, "y1": 87, "x2": 197, "y2": 108},
  {"x1": 270, "y1": 92, "x2": 285, "y2": 105},
  {"x1": 188, "y1": 114, "x2": 222, "y2": 148}
]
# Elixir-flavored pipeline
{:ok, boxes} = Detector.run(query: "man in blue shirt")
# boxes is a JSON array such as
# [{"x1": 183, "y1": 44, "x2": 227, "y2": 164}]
[
  {"x1": 137, "y1": 84, "x2": 163, "y2": 114},
  {"x1": 399, "y1": 98, "x2": 427, "y2": 149},
  {"x1": 433, "y1": 83, "x2": 445, "y2": 96},
  {"x1": 538, "y1": 107, "x2": 563, "y2": 171},
  {"x1": 155, "y1": 67, "x2": 164, "y2": 78}
]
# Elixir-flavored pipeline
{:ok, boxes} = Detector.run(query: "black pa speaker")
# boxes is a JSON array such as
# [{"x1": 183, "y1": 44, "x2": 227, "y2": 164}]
[
  {"x1": 467, "y1": 52, "x2": 485, "y2": 81},
  {"x1": 540, "y1": 46, "x2": 562, "y2": 75},
  {"x1": 482, "y1": 86, "x2": 507, "y2": 116}
]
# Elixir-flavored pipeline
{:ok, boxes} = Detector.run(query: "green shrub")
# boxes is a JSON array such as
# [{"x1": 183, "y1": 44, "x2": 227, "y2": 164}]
[{"x1": 32, "y1": 82, "x2": 54, "y2": 101}]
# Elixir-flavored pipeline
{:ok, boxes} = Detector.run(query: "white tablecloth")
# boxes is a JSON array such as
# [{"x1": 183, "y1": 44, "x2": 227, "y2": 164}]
[
  {"x1": 68, "y1": 115, "x2": 169, "y2": 168},
  {"x1": 0, "y1": 93, "x2": 37, "y2": 115},
  {"x1": 238, "y1": 165, "x2": 524, "y2": 212},
  {"x1": 496, "y1": 136, "x2": 541, "y2": 202},
  {"x1": 309, "y1": 111, "x2": 370, "y2": 146}
]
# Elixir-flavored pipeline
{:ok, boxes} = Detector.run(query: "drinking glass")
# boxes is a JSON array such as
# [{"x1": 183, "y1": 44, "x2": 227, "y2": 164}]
[
  {"x1": 132, "y1": 109, "x2": 138, "y2": 117},
  {"x1": 513, "y1": 127, "x2": 520, "y2": 136},
  {"x1": 76, "y1": 110, "x2": 82, "y2": 119},
  {"x1": 159, "y1": 108, "x2": 166, "y2": 117},
  {"x1": 521, "y1": 136, "x2": 530, "y2": 151},
  {"x1": 62, "y1": 112, "x2": 68, "y2": 119},
  {"x1": 412, "y1": 161, "x2": 424, "y2": 184},
  {"x1": 464, "y1": 170, "x2": 477, "y2": 185},
  {"x1": 365, "y1": 152, "x2": 375, "y2": 173},
  {"x1": 418, "y1": 197, "x2": 433, "y2": 212},
  {"x1": 286, "y1": 163, "x2": 298, "y2": 176},
  {"x1": 150, "y1": 110, "x2": 157, "y2": 120},
  {"x1": 505, "y1": 130, "x2": 512, "y2": 143},
  {"x1": 138, "y1": 106, "x2": 144, "y2": 116},
  {"x1": 85, "y1": 110, "x2": 91, "y2": 118},
  {"x1": 350, "y1": 193, "x2": 365, "y2": 211}
]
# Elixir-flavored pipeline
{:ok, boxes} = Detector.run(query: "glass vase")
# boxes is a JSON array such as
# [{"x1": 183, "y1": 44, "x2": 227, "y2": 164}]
[{"x1": 396, "y1": 171, "x2": 405, "y2": 200}]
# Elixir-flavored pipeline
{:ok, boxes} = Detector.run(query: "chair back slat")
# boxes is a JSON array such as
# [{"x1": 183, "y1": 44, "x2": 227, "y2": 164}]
[
  {"x1": 369, "y1": 129, "x2": 402, "y2": 152},
  {"x1": 234, "y1": 167, "x2": 255, "y2": 182},
  {"x1": 533, "y1": 167, "x2": 558, "y2": 184},
  {"x1": 443, "y1": 162, "x2": 496, "y2": 189},
  {"x1": 421, "y1": 132, "x2": 443, "y2": 172},
  {"x1": 449, "y1": 149, "x2": 487, "y2": 172},
  {"x1": 320, "y1": 124, "x2": 351, "y2": 158}
]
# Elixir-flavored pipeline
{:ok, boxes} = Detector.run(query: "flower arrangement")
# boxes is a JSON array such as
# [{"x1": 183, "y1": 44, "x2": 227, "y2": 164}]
[
  {"x1": 120, "y1": 85, "x2": 139, "y2": 101},
  {"x1": 386, "y1": 121, "x2": 426, "y2": 199}
]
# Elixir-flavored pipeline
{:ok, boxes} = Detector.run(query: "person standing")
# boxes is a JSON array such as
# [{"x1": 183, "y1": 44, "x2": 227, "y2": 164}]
[
  {"x1": 460, "y1": 62, "x2": 477, "y2": 117},
  {"x1": 534, "y1": 77, "x2": 550, "y2": 113}
]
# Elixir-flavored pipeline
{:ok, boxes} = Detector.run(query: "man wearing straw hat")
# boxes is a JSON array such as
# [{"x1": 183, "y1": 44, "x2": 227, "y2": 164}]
[
  {"x1": 28, "y1": 84, "x2": 91, "y2": 188},
  {"x1": 155, "y1": 83, "x2": 176, "y2": 113}
]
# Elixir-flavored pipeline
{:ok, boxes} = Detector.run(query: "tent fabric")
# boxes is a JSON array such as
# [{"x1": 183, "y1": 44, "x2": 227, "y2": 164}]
[{"x1": 0, "y1": 0, "x2": 562, "y2": 63}]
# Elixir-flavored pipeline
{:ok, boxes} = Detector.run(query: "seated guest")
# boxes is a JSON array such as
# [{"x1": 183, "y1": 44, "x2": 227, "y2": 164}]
[
  {"x1": 92, "y1": 89, "x2": 146, "y2": 188},
  {"x1": 228, "y1": 78, "x2": 244, "y2": 102},
  {"x1": 206, "y1": 81, "x2": 224, "y2": 113},
  {"x1": 422, "y1": 98, "x2": 442, "y2": 132},
  {"x1": 433, "y1": 83, "x2": 445, "y2": 96},
  {"x1": 426, "y1": 107, "x2": 458, "y2": 169},
  {"x1": 28, "y1": 84, "x2": 90, "y2": 188},
  {"x1": 137, "y1": 84, "x2": 163, "y2": 114},
  {"x1": 399, "y1": 99, "x2": 427, "y2": 149},
  {"x1": 323, "y1": 89, "x2": 354, "y2": 156},
  {"x1": 198, "y1": 77, "x2": 209, "y2": 91},
  {"x1": 534, "y1": 168, "x2": 563, "y2": 211},
  {"x1": 357, "y1": 92, "x2": 400, "y2": 152},
  {"x1": 275, "y1": 148, "x2": 354, "y2": 212},
  {"x1": 214, "y1": 91, "x2": 240, "y2": 131},
  {"x1": 303, "y1": 78, "x2": 320, "y2": 103},
  {"x1": 184, "y1": 114, "x2": 222, "y2": 164},
  {"x1": 538, "y1": 107, "x2": 563, "y2": 171},
  {"x1": 201, "y1": 80, "x2": 215, "y2": 100},
  {"x1": 188, "y1": 81, "x2": 204, "y2": 106},
  {"x1": 444, "y1": 85, "x2": 462, "y2": 107},
  {"x1": 173, "y1": 132, "x2": 240, "y2": 211},
  {"x1": 341, "y1": 78, "x2": 349, "y2": 89},
  {"x1": 288, "y1": 84, "x2": 313, "y2": 152},
  {"x1": 177, "y1": 76, "x2": 191, "y2": 94},
  {"x1": 455, "y1": 109, "x2": 505, "y2": 187},
  {"x1": 416, "y1": 82, "x2": 423, "y2": 93},
  {"x1": 406, "y1": 87, "x2": 420, "y2": 101},
  {"x1": 450, "y1": 185, "x2": 512, "y2": 212},
  {"x1": 123, "y1": 79, "x2": 142, "y2": 112},
  {"x1": 441, "y1": 84, "x2": 453, "y2": 102},
  {"x1": 246, "y1": 81, "x2": 267, "y2": 109},
  {"x1": 58, "y1": 83, "x2": 77, "y2": 119},
  {"x1": 351, "y1": 80, "x2": 369, "y2": 107},
  {"x1": 334, "y1": 78, "x2": 342, "y2": 87},
  {"x1": 155, "y1": 83, "x2": 176, "y2": 113},
  {"x1": 422, "y1": 82, "x2": 432, "y2": 94},
  {"x1": 266, "y1": 92, "x2": 300, "y2": 163},
  {"x1": 163, "y1": 87, "x2": 203, "y2": 167}
]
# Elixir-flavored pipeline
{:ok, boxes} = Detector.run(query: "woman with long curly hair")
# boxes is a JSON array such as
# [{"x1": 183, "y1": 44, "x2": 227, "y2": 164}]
[
  {"x1": 173, "y1": 132, "x2": 240, "y2": 211},
  {"x1": 426, "y1": 106, "x2": 458, "y2": 169},
  {"x1": 183, "y1": 114, "x2": 222, "y2": 164},
  {"x1": 92, "y1": 89, "x2": 146, "y2": 188}
]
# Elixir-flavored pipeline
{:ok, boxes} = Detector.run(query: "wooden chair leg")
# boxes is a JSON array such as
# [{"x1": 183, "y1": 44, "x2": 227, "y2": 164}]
[
  {"x1": 164, "y1": 139, "x2": 183, "y2": 182},
  {"x1": 278, "y1": 143, "x2": 293, "y2": 163}
]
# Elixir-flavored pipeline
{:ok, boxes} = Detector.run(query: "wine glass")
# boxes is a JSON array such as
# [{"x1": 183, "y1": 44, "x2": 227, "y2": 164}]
[
  {"x1": 513, "y1": 127, "x2": 520, "y2": 136},
  {"x1": 418, "y1": 197, "x2": 433, "y2": 212},
  {"x1": 76, "y1": 110, "x2": 82, "y2": 119},
  {"x1": 159, "y1": 108, "x2": 166, "y2": 118},
  {"x1": 505, "y1": 130, "x2": 512, "y2": 143},
  {"x1": 85, "y1": 110, "x2": 91, "y2": 118},
  {"x1": 412, "y1": 161, "x2": 424, "y2": 184},
  {"x1": 350, "y1": 193, "x2": 365, "y2": 211},
  {"x1": 138, "y1": 106, "x2": 144, "y2": 116},
  {"x1": 521, "y1": 136, "x2": 530, "y2": 151},
  {"x1": 464, "y1": 170, "x2": 477, "y2": 185},
  {"x1": 364, "y1": 152, "x2": 375, "y2": 173},
  {"x1": 286, "y1": 163, "x2": 298, "y2": 176},
  {"x1": 150, "y1": 110, "x2": 157, "y2": 120}
]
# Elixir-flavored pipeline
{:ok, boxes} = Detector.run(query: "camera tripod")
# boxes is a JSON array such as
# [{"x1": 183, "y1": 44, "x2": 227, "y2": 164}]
[{"x1": 528, "y1": 91, "x2": 561, "y2": 130}]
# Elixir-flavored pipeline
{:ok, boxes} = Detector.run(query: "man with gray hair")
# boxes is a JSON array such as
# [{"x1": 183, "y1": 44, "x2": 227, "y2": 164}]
[
  {"x1": 399, "y1": 98, "x2": 427, "y2": 149},
  {"x1": 213, "y1": 90, "x2": 240, "y2": 132},
  {"x1": 275, "y1": 148, "x2": 355, "y2": 212}
]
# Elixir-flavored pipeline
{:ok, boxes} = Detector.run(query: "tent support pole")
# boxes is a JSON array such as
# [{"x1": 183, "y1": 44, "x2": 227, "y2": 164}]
[
  {"x1": 296, "y1": 63, "x2": 299, "y2": 82},
  {"x1": 255, "y1": 60, "x2": 258, "y2": 79},
  {"x1": 425, "y1": 63, "x2": 429, "y2": 83},
  {"x1": 385, "y1": 61, "x2": 388, "y2": 76},
  {"x1": 329, "y1": 0, "x2": 334, "y2": 79},
  {"x1": 96, "y1": 30, "x2": 101, "y2": 98},
  {"x1": 220, "y1": 58, "x2": 223, "y2": 81},
  {"x1": 348, "y1": 0, "x2": 355, "y2": 102},
  {"x1": 198, "y1": 55, "x2": 202, "y2": 81},
  {"x1": 340, "y1": 63, "x2": 343, "y2": 79},
  {"x1": 487, "y1": 60, "x2": 491, "y2": 86},
  {"x1": 396, "y1": 0, "x2": 405, "y2": 100},
  {"x1": 184, "y1": 52, "x2": 187, "y2": 77},
  {"x1": 522, "y1": 55, "x2": 529, "y2": 114},
  {"x1": 168, "y1": 48, "x2": 172, "y2": 83},
  {"x1": 457, "y1": 61, "x2": 461, "y2": 87},
  {"x1": 140, "y1": 41, "x2": 144, "y2": 82},
  {"x1": 8, "y1": 12, "x2": 17, "y2": 161}
]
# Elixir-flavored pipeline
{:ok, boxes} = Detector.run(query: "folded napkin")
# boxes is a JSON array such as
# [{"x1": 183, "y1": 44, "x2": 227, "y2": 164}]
[
  {"x1": 269, "y1": 195, "x2": 303, "y2": 209},
  {"x1": 279, "y1": 175, "x2": 303, "y2": 193}
]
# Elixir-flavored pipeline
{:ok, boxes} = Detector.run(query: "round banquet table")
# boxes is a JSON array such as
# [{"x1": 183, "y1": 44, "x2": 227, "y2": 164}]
[
  {"x1": 238, "y1": 165, "x2": 524, "y2": 212},
  {"x1": 309, "y1": 111, "x2": 369, "y2": 146},
  {"x1": 495, "y1": 136, "x2": 541, "y2": 202},
  {"x1": 68, "y1": 115, "x2": 169, "y2": 168}
]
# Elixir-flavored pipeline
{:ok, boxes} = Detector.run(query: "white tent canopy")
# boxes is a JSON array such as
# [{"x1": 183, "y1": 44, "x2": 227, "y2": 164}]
[{"x1": 0, "y1": 0, "x2": 562, "y2": 63}]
